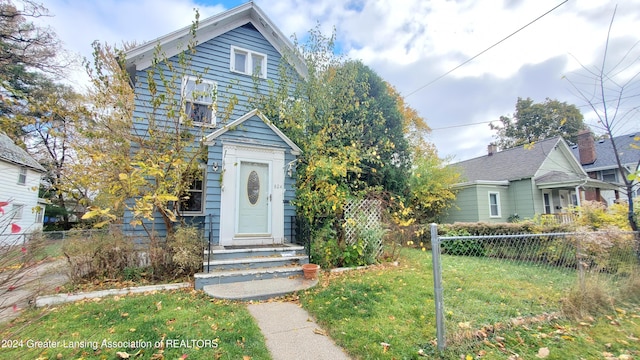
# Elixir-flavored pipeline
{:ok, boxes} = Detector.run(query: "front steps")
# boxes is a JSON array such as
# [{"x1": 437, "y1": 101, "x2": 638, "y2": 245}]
[{"x1": 195, "y1": 244, "x2": 316, "y2": 300}]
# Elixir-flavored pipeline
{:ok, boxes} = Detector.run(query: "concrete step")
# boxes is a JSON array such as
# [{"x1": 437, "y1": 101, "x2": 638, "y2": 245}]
[
  {"x1": 194, "y1": 266, "x2": 304, "y2": 289},
  {"x1": 203, "y1": 255, "x2": 308, "y2": 272},
  {"x1": 204, "y1": 244, "x2": 306, "y2": 261},
  {"x1": 202, "y1": 277, "x2": 318, "y2": 301}
]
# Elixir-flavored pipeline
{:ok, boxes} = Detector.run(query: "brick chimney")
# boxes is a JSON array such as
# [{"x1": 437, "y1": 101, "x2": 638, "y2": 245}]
[
  {"x1": 577, "y1": 129, "x2": 596, "y2": 165},
  {"x1": 487, "y1": 143, "x2": 498, "y2": 156}
]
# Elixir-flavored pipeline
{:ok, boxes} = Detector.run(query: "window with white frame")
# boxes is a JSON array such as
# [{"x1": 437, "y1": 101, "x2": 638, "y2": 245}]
[
  {"x1": 179, "y1": 167, "x2": 205, "y2": 214},
  {"x1": 18, "y1": 167, "x2": 27, "y2": 185},
  {"x1": 182, "y1": 76, "x2": 217, "y2": 126},
  {"x1": 35, "y1": 206, "x2": 44, "y2": 223},
  {"x1": 488, "y1": 192, "x2": 501, "y2": 217},
  {"x1": 230, "y1": 46, "x2": 267, "y2": 79},
  {"x1": 12, "y1": 204, "x2": 24, "y2": 220}
]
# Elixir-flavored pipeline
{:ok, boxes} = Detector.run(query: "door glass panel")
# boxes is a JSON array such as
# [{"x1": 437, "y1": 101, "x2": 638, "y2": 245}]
[{"x1": 247, "y1": 170, "x2": 260, "y2": 205}]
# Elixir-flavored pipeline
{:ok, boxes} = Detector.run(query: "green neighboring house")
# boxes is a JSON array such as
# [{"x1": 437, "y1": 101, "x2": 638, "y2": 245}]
[{"x1": 445, "y1": 137, "x2": 618, "y2": 223}]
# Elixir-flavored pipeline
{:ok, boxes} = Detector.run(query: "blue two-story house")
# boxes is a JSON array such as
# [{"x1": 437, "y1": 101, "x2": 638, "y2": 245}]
[
  {"x1": 123, "y1": 3, "x2": 314, "y2": 296},
  {"x1": 123, "y1": 2, "x2": 305, "y2": 249}
]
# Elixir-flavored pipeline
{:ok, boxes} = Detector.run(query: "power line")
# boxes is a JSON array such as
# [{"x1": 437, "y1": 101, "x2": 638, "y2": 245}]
[
  {"x1": 404, "y1": 0, "x2": 569, "y2": 99},
  {"x1": 431, "y1": 120, "x2": 496, "y2": 131}
]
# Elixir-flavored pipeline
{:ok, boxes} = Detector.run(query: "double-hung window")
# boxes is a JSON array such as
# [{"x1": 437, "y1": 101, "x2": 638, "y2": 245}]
[
  {"x1": 182, "y1": 76, "x2": 217, "y2": 126},
  {"x1": 12, "y1": 204, "x2": 24, "y2": 220},
  {"x1": 18, "y1": 167, "x2": 27, "y2": 185},
  {"x1": 488, "y1": 192, "x2": 501, "y2": 218},
  {"x1": 179, "y1": 167, "x2": 205, "y2": 215},
  {"x1": 230, "y1": 46, "x2": 267, "y2": 79}
]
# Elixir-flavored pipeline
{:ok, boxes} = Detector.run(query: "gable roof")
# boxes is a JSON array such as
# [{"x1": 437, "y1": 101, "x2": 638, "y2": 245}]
[
  {"x1": 124, "y1": 2, "x2": 306, "y2": 77},
  {"x1": 452, "y1": 137, "x2": 564, "y2": 183},
  {"x1": 203, "y1": 109, "x2": 301, "y2": 155},
  {"x1": 0, "y1": 133, "x2": 46, "y2": 172},
  {"x1": 570, "y1": 133, "x2": 639, "y2": 171}
]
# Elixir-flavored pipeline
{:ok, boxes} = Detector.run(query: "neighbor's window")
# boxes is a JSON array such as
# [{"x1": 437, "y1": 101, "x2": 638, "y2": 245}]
[
  {"x1": 230, "y1": 46, "x2": 267, "y2": 79},
  {"x1": 35, "y1": 206, "x2": 44, "y2": 223},
  {"x1": 181, "y1": 76, "x2": 217, "y2": 126},
  {"x1": 12, "y1": 204, "x2": 24, "y2": 220},
  {"x1": 18, "y1": 167, "x2": 27, "y2": 185},
  {"x1": 179, "y1": 168, "x2": 205, "y2": 214},
  {"x1": 489, "y1": 192, "x2": 501, "y2": 217},
  {"x1": 543, "y1": 192, "x2": 552, "y2": 214},
  {"x1": 601, "y1": 169, "x2": 617, "y2": 183}
]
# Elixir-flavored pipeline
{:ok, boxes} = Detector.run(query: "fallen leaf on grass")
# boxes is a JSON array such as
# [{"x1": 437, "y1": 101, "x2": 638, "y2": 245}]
[
  {"x1": 156, "y1": 301, "x2": 162, "y2": 311},
  {"x1": 116, "y1": 351, "x2": 130, "y2": 359},
  {"x1": 313, "y1": 328, "x2": 327, "y2": 336},
  {"x1": 243, "y1": 356, "x2": 251, "y2": 360},
  {"x1": 536, "y1": 347, "x2": 550, "y2": 358},
  {"x1": 381, "y1": 342, "x2": 390, "y2": 353}
]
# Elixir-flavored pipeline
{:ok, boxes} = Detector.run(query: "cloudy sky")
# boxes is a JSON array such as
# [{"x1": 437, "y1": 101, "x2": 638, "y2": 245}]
[{"x1": 39, "y1": 0, "x2": 640, "y2": 162}]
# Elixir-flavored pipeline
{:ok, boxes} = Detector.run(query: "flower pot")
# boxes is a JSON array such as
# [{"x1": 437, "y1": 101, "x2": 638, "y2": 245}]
[{"x1": 302, "y1": 263, "x2": 320, "y2": 280}]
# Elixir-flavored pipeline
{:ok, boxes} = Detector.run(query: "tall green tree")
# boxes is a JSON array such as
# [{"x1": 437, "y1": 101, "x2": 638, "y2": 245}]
[
  {"x1": 490, "y1": 97, "x2": 586, "y2": 149},
  {"x1": 0, "y1": 0, "x2": 64, "y2": 140},
  {"x1": 251, "y1": 28, "x2": 416, "y2": 225}
]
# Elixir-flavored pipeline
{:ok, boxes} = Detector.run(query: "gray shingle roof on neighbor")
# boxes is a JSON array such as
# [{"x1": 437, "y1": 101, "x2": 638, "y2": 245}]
[
  {"x1": 452, "y1": 137, "x2": 562, "y2": 182},
  {"x1": 0, "y1": 132, "x2": 46, "y2": 172},
  {"x1": 570, "y1": 133, "x2": 639, "y2": 170}
]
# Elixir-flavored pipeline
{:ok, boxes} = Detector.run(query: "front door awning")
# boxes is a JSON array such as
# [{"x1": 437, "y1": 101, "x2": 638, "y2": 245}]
[{"x1": 535, "y1": 171, "x2": 620, "y2": 190}]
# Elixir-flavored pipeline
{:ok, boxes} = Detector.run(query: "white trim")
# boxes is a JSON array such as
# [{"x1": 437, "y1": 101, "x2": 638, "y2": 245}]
[
  {"x1": 219, "y1": 144, "x2": 285, "y2": 246},
  {"x1": 203, "y1": 109, "x2": 302, "y2": 155},
  {"x1": 488, "y1": 192, "x2": 501, "y2": 218},
  {"x1": 181, "y1": 75, "x2": 217, "y2": 126},
  {"x1": 124, "y1": 3, "x2": 307, "y2": 78},
  {"x1": 12, "y1": 203, "x2": 24, "y2": 220},
  {"x1": 17, "y1": 167, "x2": 27, "y2": 185},
  {"x1": 230, "y1": 45, "x2": 267, "y2": 79}
]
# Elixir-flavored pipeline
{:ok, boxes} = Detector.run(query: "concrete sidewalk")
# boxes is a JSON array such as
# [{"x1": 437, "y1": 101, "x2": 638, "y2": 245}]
[{"x1": 247, "y1": 302, "x2": 351, "y2": 360}]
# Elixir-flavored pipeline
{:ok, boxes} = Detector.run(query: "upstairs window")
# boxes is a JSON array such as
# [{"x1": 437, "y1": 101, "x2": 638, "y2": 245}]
[
  {"x1": 230, "y1": 46, "x2": 267, "y2": 79},
  {"x1": 181, "y1": 76, "x2": 217, "y2": 126},
  {"x1": 18, "y1": 167, "x2": 27, "y2": 185}
]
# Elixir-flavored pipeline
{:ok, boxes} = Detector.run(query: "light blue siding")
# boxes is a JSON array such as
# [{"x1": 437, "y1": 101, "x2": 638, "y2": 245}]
[{"x1": 125, "y1": 23, "x2": 299, "y2": 242}]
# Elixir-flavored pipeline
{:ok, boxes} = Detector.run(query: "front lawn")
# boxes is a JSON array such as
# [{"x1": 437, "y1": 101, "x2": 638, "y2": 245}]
[
  {"x1": 0, "y1": 289, "x2": 270, "y2": 360},
  {"x1": 299, "y1": 248, "x2": 640, "y2": 359}
]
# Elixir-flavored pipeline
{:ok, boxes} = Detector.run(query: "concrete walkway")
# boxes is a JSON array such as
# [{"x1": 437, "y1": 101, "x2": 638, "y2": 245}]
[
  {"x1": 0, "y1": 259, "x2": 68, "y2": 324},
  {"x1": 247, "y1": 301, "x2": 351, "y2": 360}
]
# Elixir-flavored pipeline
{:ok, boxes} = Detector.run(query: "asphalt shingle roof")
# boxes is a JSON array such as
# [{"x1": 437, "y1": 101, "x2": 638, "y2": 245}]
[
  {"x1": 570, "y1": 133, "x2": 639, "y2": 170},
  {"x1": 0, "y1": 132, "x2": 46, "y2": 172},
  {"x1": 452, "y1": 137, "x2": 562, "y2": 182}
]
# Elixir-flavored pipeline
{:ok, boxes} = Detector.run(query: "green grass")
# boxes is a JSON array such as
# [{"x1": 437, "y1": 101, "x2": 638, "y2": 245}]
[
  {"x1": 0, "y1": 289, "x2": 271, "y2": 360},
  {"x1": 299, "y1": 247, "x2": 640, "y2": 359}
]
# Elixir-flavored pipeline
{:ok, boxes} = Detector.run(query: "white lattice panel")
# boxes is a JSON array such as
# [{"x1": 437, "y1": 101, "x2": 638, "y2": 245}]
[{"x1": 344, "y1": 199, "x2": 383, "y2": 258}]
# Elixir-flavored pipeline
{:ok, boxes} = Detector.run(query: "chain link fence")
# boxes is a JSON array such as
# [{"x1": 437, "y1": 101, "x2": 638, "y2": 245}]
[{"x1": 430, "y1": 224, "x2": 640, "y2": 350}]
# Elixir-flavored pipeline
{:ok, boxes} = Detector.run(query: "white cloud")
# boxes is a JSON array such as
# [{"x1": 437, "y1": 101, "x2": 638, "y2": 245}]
[{"x1": 37, "y1": 0, "x2": 640, "y2": 161}]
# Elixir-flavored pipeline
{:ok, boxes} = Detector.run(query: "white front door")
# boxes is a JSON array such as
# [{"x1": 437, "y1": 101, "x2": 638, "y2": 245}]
[
  {"x1": 219, "y1": 144, "x2": 285, "y2": 246},
  {"x1": 237, "y1": 161, "x2": 270, "y2": 235}
]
